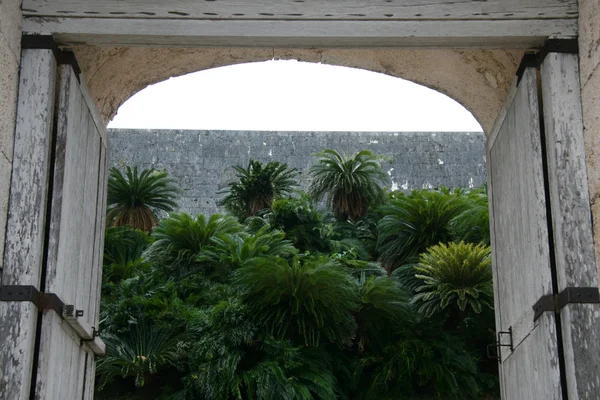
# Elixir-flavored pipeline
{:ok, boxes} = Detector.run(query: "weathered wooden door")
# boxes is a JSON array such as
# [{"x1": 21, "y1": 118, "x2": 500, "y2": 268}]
[
  {"x1": 0, "y1": 44, "x2": 108, "y2": 400},
  {"x1": 488, "y1": 47, "x2": 600, "y2": 399}
]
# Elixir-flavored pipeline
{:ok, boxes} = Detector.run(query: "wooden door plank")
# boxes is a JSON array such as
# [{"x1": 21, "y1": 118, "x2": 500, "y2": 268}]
[
  {"x1": 35, "y1": 64, "x2": 91, "y2": 400},
  {"x1": 89, "y1": 144, "x2": 108, "y2": 331},
  {"x1": 77, "y1": 119, "x2": 101, "y2": 318},
  {"x1": 490, "y1": 67, "x2": 554, "y2": 345},
  {"x1": 488, "y1": 65, "x2": 563, "y2": 397},
  {"x1": 45, "y1": 64, "x2": 83, "y2": 303},
  {"x1": 0, "y1": 49, "x2": 57, "y2": 400},
  {"x1": 540, "y1": 52, "x2": 600, "y2": 399},
  {"x1": 501, "y1": 313, "x2": 563, "y2": 400}
]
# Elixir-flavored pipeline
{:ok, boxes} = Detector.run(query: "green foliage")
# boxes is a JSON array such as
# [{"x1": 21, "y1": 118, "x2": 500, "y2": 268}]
[
  {"x1": 234, "y1": 256, "x2": 360, "y2": 347},
  {"x1": 218, "y1": 160, "x2": 299, "y2": 219},
  {"x1": 107, "y1": 166, "x2": 179, "y2": 232},
  {"x1": 97, "y1": 323, "x2": 182, "y2": 389},
  {"x1": 144, "y1": 213, "x2": 243, "y2": 276},
  {"x1": 309, "y1": 149, "x2": 388, "y2": 221},
  {"x1": 355, "y1": 276, "x2": 411, "y2": 352},
  {"x1": 377, "y1": 189, "x2": 470, "y2": 271},
  {"x1": 412, "y1": 242, "x2": 493, "y2": 318},
  {"x1": 103, "y1": 227, "x2": 153, "y2": 284},
  {"x1": 98, "y1": 161, "x2": 497, "y2": 399},
  {"x1": 356, "y1": 331, "x2": 482, "y2": 399},
  {"x1": 268, "y1": 195, "x2": 328, "y2": 253},
  {"x1": 203, "y1": 225, "x2": 298, "y2": 270},
  {"x1": 451, "y1": 186, "x2": 490, "y2": 245}
]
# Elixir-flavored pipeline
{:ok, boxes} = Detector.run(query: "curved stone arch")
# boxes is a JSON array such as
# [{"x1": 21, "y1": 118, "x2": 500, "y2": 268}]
[{"x1": 73, "y1": 46, "x2": 523, "y2": 133}]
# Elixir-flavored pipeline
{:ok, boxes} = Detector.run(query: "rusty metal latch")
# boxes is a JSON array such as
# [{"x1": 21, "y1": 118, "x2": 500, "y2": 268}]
[
  {"x1": 533, "y1": 287, "x2": 600, "y2": 322},
  {"x1": 487, "y1": 327, "x2": 513, "y2": 362},
  {"x1": 0, "y1": 285, "x2": 106, "y2": 356}
]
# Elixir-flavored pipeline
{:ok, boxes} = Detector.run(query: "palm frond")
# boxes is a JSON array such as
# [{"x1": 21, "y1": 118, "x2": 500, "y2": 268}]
[
  {"x1": 308, "y1": 149, "x2": 388, "y2": 221},
  {"x1": 234, "y1": 256, "x2": 360, "y2": 347},
  {"x1": 107, "y1": 166, "x2": 180, "y2": 232},
  {"x1": 377, "y1": 189, "x2": 470, "y2": 271},
  {"x1": 217, "y1": 160, "x2": 299, "y2": 219},
  {"x1": 143, "y1": 213, "x2": 244, "y2": 276},
  {"x1": 412, "y1": 242, "x2": 493, "y2": 319},
  {"x1": 97, "y1": 323, "x2": 182, "y2": 389}
]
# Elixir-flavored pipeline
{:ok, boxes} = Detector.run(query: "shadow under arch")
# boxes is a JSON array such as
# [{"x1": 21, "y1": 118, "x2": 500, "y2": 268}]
[{"x1": 73, "y1": 46, "x2": 523, "y2": 134}]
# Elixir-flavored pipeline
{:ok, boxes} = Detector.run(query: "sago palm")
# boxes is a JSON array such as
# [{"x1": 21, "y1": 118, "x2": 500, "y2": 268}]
[
  {"x1": 203, "y1": 225, "x2": 298, "y2": 270},
  {"x1": 412, "y1": 241, "x2": 493, "y2": 321},
  {"x1": 377, "y1": 189, "x2": 470, "y2": 271},
  {"x1": 234, "y1": 256, "x2": 360, "y2": 347},
  {"x1": 354, "y1": 276, "x2": 411, "y2": 352},
  {"x1": 96, "y1": 323, "x2": 182, "y2": 389},
  {"x1": 144, "y1": 213, "x2": 243, "y2": 275},
  {"x1": 218, "y1": 160, "x2": 299, "y2": 219},
  {"x1": 450, "y1": 186, "x2": 490, "y2": 245},
  {"x1": 107, "y1": 166, "x2": 179, "y2": 232},
  {"x1": 308, "y1": 149, "x2": 388, "y2": 221}
]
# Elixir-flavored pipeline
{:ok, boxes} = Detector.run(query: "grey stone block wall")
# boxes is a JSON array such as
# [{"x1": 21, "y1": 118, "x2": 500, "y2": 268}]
[{"x1": 108, "y1": 129, "x2": 487, "y2": 216}]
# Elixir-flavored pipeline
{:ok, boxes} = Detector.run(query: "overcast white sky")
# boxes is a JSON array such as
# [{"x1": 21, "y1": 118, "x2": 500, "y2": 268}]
[{"x1": 108, "y1": 60, "x2": 483, "y2": 132}]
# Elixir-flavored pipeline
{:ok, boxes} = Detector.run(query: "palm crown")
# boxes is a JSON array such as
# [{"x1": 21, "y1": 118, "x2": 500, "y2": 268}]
[
  {"x1": 308, "y1": 149, "x2": 388, "y2": 221},
  {"x1": 412, "y1": 241, "x2": 493, "y2": 318},
  {"x1": 218, "y1": 160, "x2": 299, "y2": 219},
  {"x1": 107, "y1": 166, "x2": 179, "y2": 232}
]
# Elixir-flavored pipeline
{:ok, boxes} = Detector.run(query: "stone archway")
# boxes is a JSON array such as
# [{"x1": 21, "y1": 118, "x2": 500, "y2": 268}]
[{"x1": 72, "y1": 46, "x2": 523, "y2": 134}]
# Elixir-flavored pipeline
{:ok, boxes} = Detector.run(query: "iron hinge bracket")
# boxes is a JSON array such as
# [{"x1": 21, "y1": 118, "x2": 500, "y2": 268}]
[
  {"x1": 0, "y1": 285, "x2": 65, "y2": 314},
  {"x1": 516, "y1": 38, "x2": 579, "y2": 86},
  {"x1": 21, "y1": 34, "x2": 82, "y2": 83},
  {"x1": 0, "y1": 285, "x2": 106, "y2": 356},
  {"x1": 533, "y1": 287, "x2": 600, "y2": 322}
]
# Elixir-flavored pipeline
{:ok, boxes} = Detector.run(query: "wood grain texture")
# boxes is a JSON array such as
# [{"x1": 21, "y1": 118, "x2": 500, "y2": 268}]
[
  {"x1": 488, "y1": 66, "x2": 562, "y2": 397},
  {"x1": 0, "y1": 49, "x2": 57, "y2": 400},
  {"x1": 22, "y1": 0, "x2": 578, "y2": 20},
  {"x1": 23, "y1": 17, "x2": 577, "y2": 49},
  {"x1": 35, "y1": 63, "x2": 108, "y2": 400},
  {"x1": 501, "y1": 313, "x2": 563, "y2": 400},
  {"x1": 541, "y1": 52, "x2": 600, "y2": 399}
]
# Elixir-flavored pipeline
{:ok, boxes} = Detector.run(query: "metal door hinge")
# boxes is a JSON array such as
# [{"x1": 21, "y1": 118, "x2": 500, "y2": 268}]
[
  {"x1": 0, "y1": 285, "x2": 64, "y2": 314},
  {"x1": 516, "y1": 38, "x2": 579, "y2": 86},
  {"x1": 0, "y1": 285, "x2": 106, "y2": 356},
  {"x1": 533, "y1": 287, "x2": 600, "y2": 322}
]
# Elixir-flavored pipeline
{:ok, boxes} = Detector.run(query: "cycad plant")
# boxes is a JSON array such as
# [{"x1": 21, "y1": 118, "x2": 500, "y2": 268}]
[
  {"x1": 268, "y1": 195, "x2": 328, "y2": 253},
  {"x1": 377, "y1": 189, "x2": 470, "y2": 271},
  {"x1": 144, "y1": 213, "x2": 243, "y2": 276},
  {"x1": 451, "y1": 185, "x2": 490, "y2": 245},
  {"x1": 203, "y1": 225, "x2": 298, "y2": 270},
  {"x1": 107, "y1": 166, "x2": 179, "y2": 232},
  {"x1": 96, "y1": 323, "x2": 182, "y2": 389},
  {"x1": 234, "y1": 256, "x2": 360, "y2": 347},
  {"x1": 308, "y1": 149, "x2": 388, "y2": 221},
  {"x1": 412, "y1": 241, "x2": 493, "y2": 324},
  {"x1": 218, "y1": 160, "x2": 299, "y2": 219},
  {"x1": 356, "y1": 332, "x2": 482, "y2": 399},
  {"x1": 354, "y1": 276, "x2": 411, "y2": 352}
]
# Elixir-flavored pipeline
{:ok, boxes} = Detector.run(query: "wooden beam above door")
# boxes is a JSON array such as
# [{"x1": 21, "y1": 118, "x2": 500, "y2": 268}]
[{"x1": 21, "y1": 0, "x2": 578, "y2": 49}]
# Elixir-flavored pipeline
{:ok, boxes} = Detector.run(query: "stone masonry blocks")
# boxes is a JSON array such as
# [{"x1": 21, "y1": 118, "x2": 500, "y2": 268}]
[
  {"x1": 0, "y1": 33, "x2": 18, "y2": 162},
  {"x1": 579, "y1": 0, "x2": 600, "y2": 86},
  {"x1": 0, "y1": 0, "x2": 21, "y2": 60},
  {"x1": 108, "y1": 129, "x2": 486, "y2": 217}
]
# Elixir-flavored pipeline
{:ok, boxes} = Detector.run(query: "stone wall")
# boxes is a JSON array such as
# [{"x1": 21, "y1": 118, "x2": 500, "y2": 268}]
[
  {"x1": 0, "y1": 0, "x2": 22, "y2": 278},
  {"x1": 108, "y1": 129, "x2": 487, "y2": 216}
]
